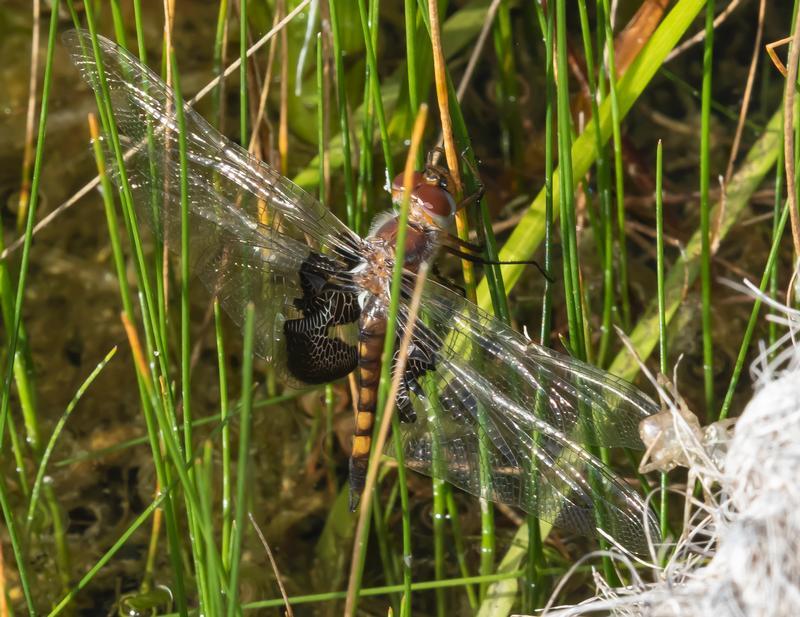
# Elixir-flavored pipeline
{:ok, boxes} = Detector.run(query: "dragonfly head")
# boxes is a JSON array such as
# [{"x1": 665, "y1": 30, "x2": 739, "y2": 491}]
[{"x1": 390, "y1": 169, "x2": 457, "y2": 230}]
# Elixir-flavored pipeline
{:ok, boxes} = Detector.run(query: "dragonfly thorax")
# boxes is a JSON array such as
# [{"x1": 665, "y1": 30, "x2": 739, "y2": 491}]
[
  {"x1": 367, "y1": 213, "x2": 441, "y2": 273},
  {"x1": 391, "y1": 170, "x2": 457, "y2": 230}
]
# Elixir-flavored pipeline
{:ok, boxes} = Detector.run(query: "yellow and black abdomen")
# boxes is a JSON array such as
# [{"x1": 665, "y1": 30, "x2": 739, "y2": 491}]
[{"x1": 349, "y1": 297, "x2": 387, "y2": 509}]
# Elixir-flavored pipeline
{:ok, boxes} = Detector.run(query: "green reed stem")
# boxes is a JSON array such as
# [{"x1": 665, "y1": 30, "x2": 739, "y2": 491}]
[
  {"x1": 719, "y1": 201, "x2": 791, "y2": 420},
  {"x1": 229, "y1": 571, "x2": 526, "y2": 613},
  {"x1": 655, "y1": 140, "x2": 670, "y2": 539},
  {"x1": 432, "y1": 447, "x2": 447, "y2": 617},
  {"x1": 198, "y1": 441, "x2": 224, "y2": 617},
  {"x1": 0, "y1": 0, "x2": 58, "y2": 466},
  {"x1": 88, "y1": 78, "x2": 188, "y2": 613},
  {"x1": 525, "y1": 1, "x2": 555, "y2": 609},
  {"x1": 213, "y1": 0, "x2": 230, "y2": 128},
  {"x1": 554, "y1": 0, "x2": 585, "y2": 360},
  {"x1": 370, "y1": 493, "x2": 401, "y2": 615},
  {"x1": 0, "y1": 176, "x2": 36, "y2": 505},
  {"x1": 328, "y1": 0, "x2": 356, "y2": 227},
  {"x1": 357, "y1": 0, "x2": 393, "y2": 181},
  {"x1": 239, "y1": 0, "x2": 247, "y2": 144},
  {"x1": 475, "y1": 0, "x2": 706, "y2": 312},
  {"x1": 577, "y1": 0, "x2": 614, "y2": 367},
  {"x1": 769, "y1": 141, "x2": 785, "y2": 351},
  {"x1": 171, "y1": 48, "x2": 217, "y2": 615},
  {"x1": 404, "y1": 0, "x2": 419, "y2": 130},
  {"x1": 227, "y1": 303, "x2": 256, "y2": 615},
  {"x1": 45, "y1": 403, "x2": 232, "y2": 617},
  {"x1": 656, "y1": 141, "x2": 667, "y2": 377},
  {"x1": 169, "y1": 50, "x2": 193, "y2": 462},
  {"x1": 212, "y1": 0, "x2": 232, "y2": 574},
  {"x1": 491, "y1": 0, "x2": 523, "y2": 171},
  {"x1": 214, "y1": 301, "x2": 233, "y2": 571},
  {"x1": 601, "y1": 0, "x2": 630, "y2": 331},
  {"x1": 0, "y1": 4, "x2": 62, "y2": 611},
  {"x1": 391, "y1": 414, "x2": 413, "y2": 617},
  {"x1": 25, "y1": 347, "x2": 117, "y2": 531},
  {"x1": 0, "y1": 477, "x2": 32, "y2": 613},
  {"x1": 442, "y1": 490, "x2": 476, "y2": 609},
  {"x1": 699, "y1": 0, "x2": 716, "y2": 416},
  {"x1": 108, "y1": 0, "x2": 127, "y2": 47}
]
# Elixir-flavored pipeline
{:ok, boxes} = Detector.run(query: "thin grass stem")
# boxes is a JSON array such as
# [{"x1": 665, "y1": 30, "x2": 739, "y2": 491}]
[
  {"x1": 0, "y1": 4, "x2": 62, "y2": 610},
  {"x1": 601, "y1": 0, "x2": 631, "y2": 331},
  {"x1": 328, "y1": 0, "x2": 356, "y2": 227},
  {"x1": 344, "y1": 104, "x2": 428, "y2": 617},
  {"x1": 719, "y1": 201, "x2": 791, "y2": 420},
  {"x1": 699, "y1": 0, "x2": 716, "y2": 417},
  {"x1": 357, "y1": 0, "x2": 393, "y2": 181},
  {"x1": 226, "y1": 303, "x2": 256, "y2": 614},
  {"x1": 554, "y1": 0, "x2": 585, "y2": 360},
  {"x1": 655, "y1": 140, "x2": 670, "y2": 539},
  {"x1": 25, "y1": 347, "x2": 117, "y2": 530},
  {"x1": 474, "y1": 0, "x2": 707, "y2": 313}
]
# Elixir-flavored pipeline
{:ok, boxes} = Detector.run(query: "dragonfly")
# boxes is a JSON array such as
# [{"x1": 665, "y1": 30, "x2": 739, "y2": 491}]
[{"x1": 65, "y1": 29, "x2": 660, "y2": 554}]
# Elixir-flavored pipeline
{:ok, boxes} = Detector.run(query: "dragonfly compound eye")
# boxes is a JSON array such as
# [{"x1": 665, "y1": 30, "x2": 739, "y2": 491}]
[
  {"x1": 391, "y1": 171, "x2": 425, "y2": 204},
  {"x1": 412, "y1": 183, "x2": 457, "y2": 226}
]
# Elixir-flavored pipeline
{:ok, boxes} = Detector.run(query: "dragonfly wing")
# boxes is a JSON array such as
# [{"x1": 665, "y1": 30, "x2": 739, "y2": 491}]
[
  {"x1": 63, "y1": 29, "x2": 361, "y2": 256},
  {"x1": 64, "y1": 29, "x2": 363, "y2": 381},
  {"x1": 390, "y1": 278, "x2": 660, "y2": 554}
]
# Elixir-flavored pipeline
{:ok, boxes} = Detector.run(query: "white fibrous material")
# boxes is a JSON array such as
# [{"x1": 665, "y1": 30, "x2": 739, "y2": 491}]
[{"x1": 536, "y1": 292, "x2": 800, "y2": 617}]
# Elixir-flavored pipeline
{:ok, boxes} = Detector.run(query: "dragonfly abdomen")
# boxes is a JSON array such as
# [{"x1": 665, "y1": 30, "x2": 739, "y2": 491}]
[{"x1": 349, "y1": 298, "x2": 387, "y2": 509}]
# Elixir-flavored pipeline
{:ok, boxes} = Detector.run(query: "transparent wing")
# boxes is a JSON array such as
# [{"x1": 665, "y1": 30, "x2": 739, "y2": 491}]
[
  {"x1": 63, "y1": 29, "x2": 364, "y2": 369},
  {"x1": 391, "y1": 278, "x2": 660, "y2": 554}
]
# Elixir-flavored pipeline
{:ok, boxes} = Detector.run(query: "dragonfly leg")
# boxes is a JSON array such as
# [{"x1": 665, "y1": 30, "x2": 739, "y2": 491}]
[{"x1": 430, "y1": 262, "x2": 466, "y2": 298}]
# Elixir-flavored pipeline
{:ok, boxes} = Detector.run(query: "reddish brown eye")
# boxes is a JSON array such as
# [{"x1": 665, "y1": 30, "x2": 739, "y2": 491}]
[
  {"x1": 391, "y1": 171, "x2": 424, "y2": 202},
  {"x1": 413, "y1": 184, "x2": 456, "y2": 219}
]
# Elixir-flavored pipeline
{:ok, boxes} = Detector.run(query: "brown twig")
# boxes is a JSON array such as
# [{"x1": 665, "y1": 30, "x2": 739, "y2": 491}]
[
  {"x1": 17, "y1": 0, "x2": 41, "y2": 231},
  {"x1": 345, "y1": 262, "x2": 430, "y2": 617},
  {"x1": 344, "y1": 105, "x2": 429, "y2": 617},
  {"x1": 724, "y1": 0, "x2": 765, "y2": 185},
  {"x1": 455, "y1": 0, "x2": 503, "y2": 102},
  {"x1": 767, "y1": 36, "x2": 793, "y2": 77},
  {"x1": 714, "y1": 0, "x2": 766, "y2": 253},
  {"x1": 249, "y1": 512, "x2": 294, "y2": 617},
  {"x1": 427, "y1": 0, "x2": 476, "y2": 300},
  {"x1": 665, "y1": 0, "x2": 743, "y2": 62},
  {"x1": 250, "y1": 6, "x2": 282, "y2": 158},
  {"x1": 163, "y1": 0, "x2": 175, "y2": 74},
  {"x1": 278, "y1": 0, "x2": 290, "y2": 175},
  {"x1": 121, "y1": 311, "x2": 153, "y2": 392}
]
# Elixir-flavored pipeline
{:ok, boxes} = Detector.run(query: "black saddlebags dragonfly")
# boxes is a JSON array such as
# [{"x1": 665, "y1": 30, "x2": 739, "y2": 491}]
[{"x1": 65, "y1": 29, "x2": 660, "y2": 554}]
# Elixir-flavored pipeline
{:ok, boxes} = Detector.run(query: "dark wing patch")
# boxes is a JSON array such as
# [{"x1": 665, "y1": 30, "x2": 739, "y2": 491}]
[{"x1": 283, "y1": 253, "x2": 360, "y2": 385}]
